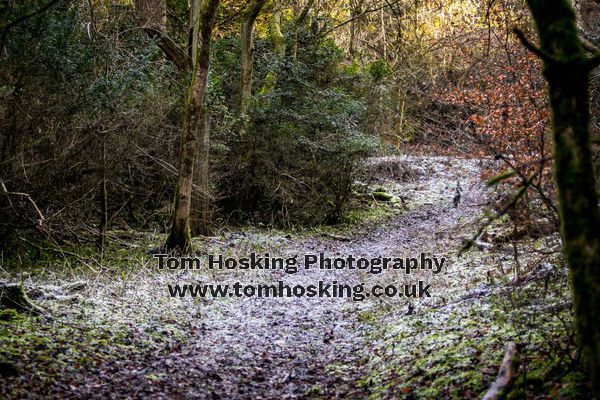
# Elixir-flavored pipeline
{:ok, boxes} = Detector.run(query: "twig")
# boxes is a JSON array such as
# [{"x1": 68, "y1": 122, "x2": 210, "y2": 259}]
[{"x1": 1, "y1": 180, "x2": 45, "y2": 225}]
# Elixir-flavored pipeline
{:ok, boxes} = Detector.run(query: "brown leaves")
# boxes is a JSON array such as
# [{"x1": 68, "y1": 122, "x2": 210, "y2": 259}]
[{"x1": 442, "y1": 45, "x2": 555, "y2": 199}]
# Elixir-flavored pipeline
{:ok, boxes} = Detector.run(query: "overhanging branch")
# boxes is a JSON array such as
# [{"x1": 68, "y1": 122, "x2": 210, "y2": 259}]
[{"x1": 513, "y1": 28, "x2": 553, "y2": 62}]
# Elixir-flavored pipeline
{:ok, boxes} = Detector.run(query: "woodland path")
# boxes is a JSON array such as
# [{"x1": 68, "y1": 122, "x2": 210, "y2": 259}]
[{"x1": 72, "y1": 156, "x2": 487, "y2": 399}]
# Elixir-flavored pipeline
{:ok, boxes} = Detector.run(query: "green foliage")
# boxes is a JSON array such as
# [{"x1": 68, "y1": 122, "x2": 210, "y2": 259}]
[
  {"x1": 343, "y1": 61, "x2": 363, "y2": 77},
  {"x1": 211, "y1": 28, "x2": 377, "y2": 225},
  {"x1": 0, "y1": 309, "x2": 18, "y2": 322},
  {"x1": 367, "y1": 60, "x2": 392, "y2": 81},
  {"x1": 166, "y1": 0, "x2": 189, "y2": 42}
]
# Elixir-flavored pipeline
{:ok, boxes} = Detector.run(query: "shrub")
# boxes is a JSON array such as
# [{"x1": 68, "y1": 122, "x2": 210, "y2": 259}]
[{"x1": 213, "y1": 31, "x2": 378, "y2": 226}]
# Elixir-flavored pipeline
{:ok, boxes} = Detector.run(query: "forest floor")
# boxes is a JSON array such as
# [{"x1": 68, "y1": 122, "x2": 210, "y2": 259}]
[{"x1": 0, "y1": 156, "x2": 584, "y2": 399}]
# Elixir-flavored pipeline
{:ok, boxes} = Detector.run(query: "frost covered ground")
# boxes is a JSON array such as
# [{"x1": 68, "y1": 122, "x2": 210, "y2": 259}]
[{"x1": 0, "y1": 156, "x2": 583, "y2": 399}]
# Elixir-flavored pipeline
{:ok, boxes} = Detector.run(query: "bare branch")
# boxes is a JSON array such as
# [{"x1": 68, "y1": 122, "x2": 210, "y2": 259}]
[
  {"x1": 513, "y1": 28, "x2": 553, "y2": 62},
  {"x1": 318, "y1": 0, "x2": 400, "y2": 39},
  {"x1": 1, "y1": 181, "x2": 46, "y2": 226}
]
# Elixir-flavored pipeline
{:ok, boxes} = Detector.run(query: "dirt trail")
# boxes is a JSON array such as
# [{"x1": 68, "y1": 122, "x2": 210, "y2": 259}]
[{"x1": 65, "y1": 156, "x2": 487, "y2": 399}]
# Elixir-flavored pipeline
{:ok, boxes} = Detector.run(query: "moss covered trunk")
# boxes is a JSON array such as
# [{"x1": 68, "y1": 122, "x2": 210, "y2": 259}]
[
  {"x1": 166, "y1": 0, "x2": 220, "y2": 252},
  {"x1": 190, "y1": 110, "x2": 212, "y2": 236},
  {"x1": 0, "y1": 283, "x2": 45, "y2": 315},
  {"x1": 270, "y1": 9, "x2": 285, "y2": 59},
  {"x1": 525, "y1": 0, "x2": 600, "y2": 395},
  {"x1": 260, "y1": 8, "x2": 286, "y2": 93}
]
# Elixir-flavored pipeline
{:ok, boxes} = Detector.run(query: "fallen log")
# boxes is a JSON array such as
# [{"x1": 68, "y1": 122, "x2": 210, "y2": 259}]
[
  {"x1": 372, "y1": 191, "x2": 393, "y2": 201},
  {"x1": 60, "y1": 281, "x2": 87, "y2": 293},
  {"x1": 483, "y1": 342, "x2": 519, "y2": 400},
  {"x1": 27, "y1": 281, "x2": 87, "y2": 301},
  {"x1": 0, "y1": 283, "x2": 46, "y2": 315}
]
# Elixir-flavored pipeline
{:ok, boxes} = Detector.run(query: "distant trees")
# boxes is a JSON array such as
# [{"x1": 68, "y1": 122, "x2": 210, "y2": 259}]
[
  {"x1": 239, "y1": 0, "x2": 266, "y2": 135},
  {"x1": 17, "y1": 0, "x2": 597, "y2": 263},
  {"x1": 520, "y1": 0, "x2": 600, "y2": 395}
]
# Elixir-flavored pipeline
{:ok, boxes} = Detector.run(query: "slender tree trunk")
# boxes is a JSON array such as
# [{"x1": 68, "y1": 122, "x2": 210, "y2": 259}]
[
  {"x1": 88, "y1": 0, "x2": 107, "y2": 261},
  {"x1": 380, "y1": 7, "x2": 387, "y2": 60},
  {"x1": 271, "y1": 9, "x2": 285, "y2": 59},
  {"x1": 290, "y1": 0, "x2": 315, "y2": 61},
  {"x1": 348, "y1": 0, "x2": 358, "y2": 59},
  {"x1": 295, "y1": 0, "x2": 315, "y2": 27},
  {"x1": 190, "y1": 110, "x2": 212, "y2": 236},
  {"x1": 166, "y1": 0, "x2": 220, "y2": 252},
  {"x1": 239, "y1": 0, "x2": 266, "y2": 136},
  {"x1": 97, "y1": 138, "x2": 108, "y2": 262},
  {"x1": 522, "y1": 0, "x2": 600, "y2": 395},
  {"x1": 260, "y1": 8, "x2": 286, "y2": 94}
]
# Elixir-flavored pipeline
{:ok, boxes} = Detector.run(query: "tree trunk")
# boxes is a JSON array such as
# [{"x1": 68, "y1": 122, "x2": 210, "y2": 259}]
[
  {"x1": 134, "y1": 0, "x2": 190, "y2": 71},
  {"x1": 260, "y1": 8, "x2": 286, "y2": 94},
  {"x1": 271, "y1": 9, "x2": 285, "y2": 59},
  {"x1": 348, "y1": 0, "x2": 358, "y2": 59},
  {"x1": 190, "y1": 110, "x2": 212, "y2": 236},
  {"x1": 522, "y1": 0, "x2": 600, "y2": 395},
  {"x1": 97, "y1": 139, "x2": 108, "y2": 261},
  {"x1": 166, "y1": 0, "x2": 220, "y2": 252},
  {"x1": 290, "y1": 0, "x2": 316, "y2": 61},
  {"x1": 239, "y1": 0, "x2": 266, "y2": 136}
]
